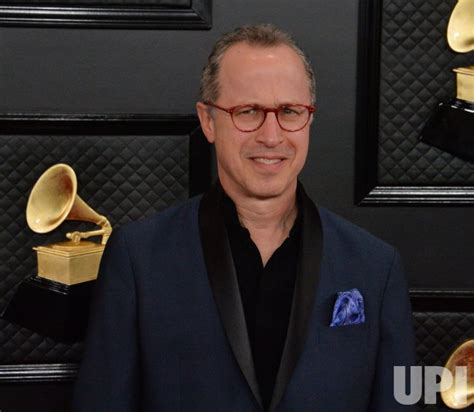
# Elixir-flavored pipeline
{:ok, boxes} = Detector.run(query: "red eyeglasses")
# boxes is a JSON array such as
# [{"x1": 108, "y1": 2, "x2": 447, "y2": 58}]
[{"x1": 204, "y1": 102, "x2": 316, "y2": 132}]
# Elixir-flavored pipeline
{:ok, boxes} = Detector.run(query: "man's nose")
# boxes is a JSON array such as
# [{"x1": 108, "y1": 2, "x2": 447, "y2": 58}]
[{"x1": 255, "y1": 112, "x2": 283, "y2": 146}]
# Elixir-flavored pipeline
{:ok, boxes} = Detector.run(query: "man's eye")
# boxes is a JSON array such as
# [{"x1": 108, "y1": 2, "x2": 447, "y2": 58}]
[
  {"x1": 236, "y1": 107, "x2": 259, "y2": 116},
  {"x1": 280, "y1": 106, "x2": 301, "y2": 116}
]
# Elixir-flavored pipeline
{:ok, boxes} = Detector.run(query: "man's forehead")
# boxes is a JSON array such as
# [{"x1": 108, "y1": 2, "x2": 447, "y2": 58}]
[
  {"x1": 220, "y1": 42, "x2": 303, "y2": 69},
  {"x1": 217, "y1": 42, "x2": 311, "y2": 103}
]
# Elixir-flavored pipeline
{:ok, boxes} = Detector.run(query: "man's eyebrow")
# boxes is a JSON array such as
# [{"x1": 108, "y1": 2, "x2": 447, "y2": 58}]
[
  {"x1": 232, "y1": 101, "x2": 261, "y2": 106},
  {"x1": 234, "y1": 101, "x2": 303, "y2": 107}
]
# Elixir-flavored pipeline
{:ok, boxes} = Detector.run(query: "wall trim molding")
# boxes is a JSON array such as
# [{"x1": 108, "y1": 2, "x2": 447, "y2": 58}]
[
  {"x1": 358, "y1": 186, "x2": 474, "y2": 206},
  {"x1": 0, "y1": 0, "x2": 212, "y2": 29},
  {"x1": 410, "y1": 288, "x2": 474, "y2": 312},
  {"x1": 0, "y1": 363, "x2": 78, "y2": 383}
]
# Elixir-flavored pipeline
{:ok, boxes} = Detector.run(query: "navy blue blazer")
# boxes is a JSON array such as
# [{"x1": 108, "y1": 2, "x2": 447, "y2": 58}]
[{"x1": 72, "y1": 183, "x2": 415, "y2": 411}]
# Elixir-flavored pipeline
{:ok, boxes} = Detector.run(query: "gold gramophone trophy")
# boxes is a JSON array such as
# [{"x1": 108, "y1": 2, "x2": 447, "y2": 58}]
[
  {"x1": 441, "y1": 340, "x2": 473, "y2": 409},
  {"x1": 26, "y1": 163, "x2": 112, "y2": 285},
  {"x1": 448, "y1": 0, "x2": 474, "y2": 104},
  {"x1": 421, "y1": 0, "x2": 474, "y2": 160},
  {"x1": 1, "y1": 163, "x2": 112, "y2": 341}
]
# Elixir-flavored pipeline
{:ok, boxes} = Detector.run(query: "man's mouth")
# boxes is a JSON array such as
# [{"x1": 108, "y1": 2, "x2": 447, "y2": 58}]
[{"x1": 252, "y1": 157, "x2": 283, "y2": 165}]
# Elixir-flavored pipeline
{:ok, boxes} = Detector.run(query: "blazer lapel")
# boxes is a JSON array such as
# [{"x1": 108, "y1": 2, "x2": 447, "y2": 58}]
[
  {"x1": 269, "y1": 183, "x2": 323, "y2": 411},
  {"x1": 198, "y1": 183, "x2": 264, "y2": 410}
]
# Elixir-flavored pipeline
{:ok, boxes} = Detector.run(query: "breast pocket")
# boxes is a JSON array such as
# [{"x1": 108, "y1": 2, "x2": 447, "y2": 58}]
[{"x1": 318, "y1": 322, "x2": 369, "y2": 346}]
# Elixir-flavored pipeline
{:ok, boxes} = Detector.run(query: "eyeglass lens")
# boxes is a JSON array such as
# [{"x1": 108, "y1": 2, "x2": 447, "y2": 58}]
[{"x1": 232, "y1": 105, "x2": 310, "y2": 131}]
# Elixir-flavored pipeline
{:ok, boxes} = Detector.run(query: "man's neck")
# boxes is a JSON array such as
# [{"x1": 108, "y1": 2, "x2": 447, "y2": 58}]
[{"x1": 223, "y1": 184, "x2": 298, "y2": 266}]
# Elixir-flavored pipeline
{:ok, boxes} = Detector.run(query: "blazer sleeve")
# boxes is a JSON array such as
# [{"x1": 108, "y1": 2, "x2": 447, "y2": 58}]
[
  {"x1": 368, "y1": 249, "x2": 417, "y2": 411},
  {"x1": 71, "y1": 228, "x2": 140, "y2": 412}
]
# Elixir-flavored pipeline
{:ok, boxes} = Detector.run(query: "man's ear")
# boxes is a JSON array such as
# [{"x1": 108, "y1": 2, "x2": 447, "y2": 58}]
[{"x1": 196, "y1": 102, "x2": 216, "y2": 143}]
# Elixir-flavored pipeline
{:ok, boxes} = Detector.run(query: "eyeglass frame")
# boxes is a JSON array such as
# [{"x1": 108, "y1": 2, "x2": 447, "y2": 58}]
[{"x1": 203, "y1": 102, "x2": 316, "y2": 132}]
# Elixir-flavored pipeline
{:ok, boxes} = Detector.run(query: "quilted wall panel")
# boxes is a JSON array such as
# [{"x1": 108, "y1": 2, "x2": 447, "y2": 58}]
[
  {"x1": 0, "y1": 129, "x2": 194, "y2": 363},
  {"x1": 378, "y1": 0, "x2": 474, "y2": 184}
]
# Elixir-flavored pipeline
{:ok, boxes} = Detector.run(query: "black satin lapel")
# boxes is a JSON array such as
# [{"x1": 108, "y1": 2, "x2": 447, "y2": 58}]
[
  {"x1": 198, "y1": 183, "x2": 263, "y2": 410},
  {"x1": 269, "y1": 184, "x2": 323, "y2": 412}
]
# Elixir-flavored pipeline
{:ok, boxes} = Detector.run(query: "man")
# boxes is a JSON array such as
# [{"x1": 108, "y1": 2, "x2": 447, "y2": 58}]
[{"x1": 72, "y1": 24, "x2": 415, "y2": 411}]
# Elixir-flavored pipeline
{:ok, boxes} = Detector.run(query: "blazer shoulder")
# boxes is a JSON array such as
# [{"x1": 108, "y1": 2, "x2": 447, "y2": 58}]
[{"x1": 317, "y1": 206, "x2": 397, "y2": 262}]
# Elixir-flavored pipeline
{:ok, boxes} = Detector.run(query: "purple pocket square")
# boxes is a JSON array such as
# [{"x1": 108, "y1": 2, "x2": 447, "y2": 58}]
[{"x1": 330, "y1": 288, "x2": 365, "y2": 327}]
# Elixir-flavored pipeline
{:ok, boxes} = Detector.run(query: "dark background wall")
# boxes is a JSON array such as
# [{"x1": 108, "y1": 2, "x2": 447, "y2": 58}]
[{"x1": 0, "y1": 0, "x2": 472, "y2": 410}]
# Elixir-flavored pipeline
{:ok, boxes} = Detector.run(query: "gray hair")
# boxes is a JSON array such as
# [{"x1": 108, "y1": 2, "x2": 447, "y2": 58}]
[{"x1": 199, "y1": 24, "x2": 316, "y2": 105}]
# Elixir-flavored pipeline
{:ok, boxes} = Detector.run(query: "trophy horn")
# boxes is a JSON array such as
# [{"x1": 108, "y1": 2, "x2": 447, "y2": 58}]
[
  {"x1": 447, "y1": 0, "x2": 474, "y2": 53},
  {"x1": 26, "y1": 163, "x2": 111, "y2": 244}
]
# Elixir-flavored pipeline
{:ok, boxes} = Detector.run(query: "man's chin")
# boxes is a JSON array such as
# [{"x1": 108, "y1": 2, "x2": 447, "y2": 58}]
[
  {"x1": 243, "y1": 180, "x2": 296, "y2": 201},
  {"x1": 218, "y1": 171, "x2": 297, "y2": 201}
]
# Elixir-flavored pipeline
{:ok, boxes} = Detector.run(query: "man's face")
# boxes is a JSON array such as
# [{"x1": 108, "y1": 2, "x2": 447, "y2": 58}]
[{"x1": 197, "y1": 42, "x2": 313, "y2": 201}]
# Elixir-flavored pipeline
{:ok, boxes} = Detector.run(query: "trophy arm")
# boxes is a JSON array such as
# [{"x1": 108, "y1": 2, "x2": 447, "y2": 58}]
[{"x1": 66, "y1": 216, "x2": 113, "y2": 245}]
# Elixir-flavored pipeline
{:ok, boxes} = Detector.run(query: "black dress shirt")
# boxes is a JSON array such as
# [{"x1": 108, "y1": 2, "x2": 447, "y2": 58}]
[{"x1": 221, "y1": 193, "x2": 302, "y2": 411}]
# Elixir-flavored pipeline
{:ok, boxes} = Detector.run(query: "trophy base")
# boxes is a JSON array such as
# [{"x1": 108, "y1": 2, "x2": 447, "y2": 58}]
[
  {"x1": 34, "y1": 240, "x2": 104, "y2": 285},
  {"x1": 420, "y1": 98, "x2": 474, "y2": 162},
  {"x1": 1, "y1": 276, "x2": 94, "y2": 342}
]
